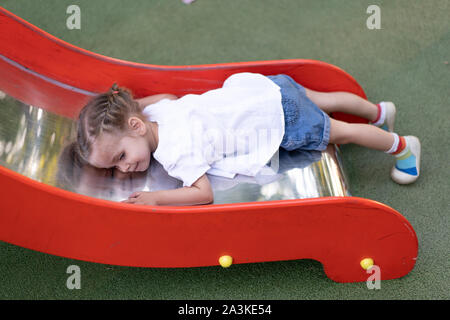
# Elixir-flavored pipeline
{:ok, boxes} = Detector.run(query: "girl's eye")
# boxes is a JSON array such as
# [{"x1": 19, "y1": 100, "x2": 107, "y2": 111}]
[{"x1": 119, "y1": 153, "x2": 125, "y2": 160}]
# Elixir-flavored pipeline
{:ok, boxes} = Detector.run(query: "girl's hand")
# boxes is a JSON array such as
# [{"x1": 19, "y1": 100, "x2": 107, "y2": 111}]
[
  {"x1": 136, "y1": 94, "x2": 178, "y2": 111},
  {"x1": 120, "y1": 175, "x2": 213, "y2": 206},
  {"x1": 121, "y1": 191, "x2": 158, "y2": 206}
]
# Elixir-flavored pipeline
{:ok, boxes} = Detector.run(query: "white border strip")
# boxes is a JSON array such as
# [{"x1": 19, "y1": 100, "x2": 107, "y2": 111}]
[{"x1": 0, "y1": 53, "x2": 96, "y2": 96}]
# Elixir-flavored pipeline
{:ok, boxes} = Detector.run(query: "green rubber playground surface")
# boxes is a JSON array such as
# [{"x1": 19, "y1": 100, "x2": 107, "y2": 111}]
[{"x1": 0, "y1": 0, "x2": 449, "y2": 299}]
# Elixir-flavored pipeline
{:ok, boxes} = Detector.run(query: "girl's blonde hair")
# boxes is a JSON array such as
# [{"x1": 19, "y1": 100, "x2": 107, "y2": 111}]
[{"x1": 75, "y1": 83, "x2": 146, "y2": 165}]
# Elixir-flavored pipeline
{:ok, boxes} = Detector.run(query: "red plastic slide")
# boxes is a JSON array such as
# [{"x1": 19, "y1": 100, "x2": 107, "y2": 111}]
[{"x1": 0, "y1": 6, "x2": 417, "y2": 283}]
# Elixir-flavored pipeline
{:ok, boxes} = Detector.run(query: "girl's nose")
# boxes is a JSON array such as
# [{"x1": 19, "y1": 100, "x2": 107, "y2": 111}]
[{"x1": 117, "y1": 163, "x2": 130, "y2": 173}]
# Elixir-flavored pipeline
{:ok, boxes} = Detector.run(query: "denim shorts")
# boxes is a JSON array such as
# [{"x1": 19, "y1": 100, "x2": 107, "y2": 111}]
[{"x1": 267, "y1": 74, "x2": 330, "y2": 151}]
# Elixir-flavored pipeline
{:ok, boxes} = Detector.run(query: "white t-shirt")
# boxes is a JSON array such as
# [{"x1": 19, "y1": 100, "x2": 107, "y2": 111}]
[{"x1": 142, "y1": 72, "x2": 284, "y2": 187}]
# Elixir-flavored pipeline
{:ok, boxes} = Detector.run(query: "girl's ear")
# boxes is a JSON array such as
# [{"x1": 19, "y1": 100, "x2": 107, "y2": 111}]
[{"x1": 128, "y1": 117, "x2": 146, "y2": 135}]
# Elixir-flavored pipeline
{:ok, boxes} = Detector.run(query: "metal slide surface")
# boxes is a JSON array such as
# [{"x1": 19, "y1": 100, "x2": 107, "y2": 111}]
[{"x1": 0, "y1": 7, "x2": 417, "y2": 282}]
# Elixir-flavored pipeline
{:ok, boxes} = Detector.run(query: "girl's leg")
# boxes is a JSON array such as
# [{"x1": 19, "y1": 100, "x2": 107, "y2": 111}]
[
  {"x1": 303, "y1": 87, "x2": 420, "y2": 184},
  {"x1": 305, "y1": 88, "x2": 378, "y2": 121},
  {"x1": 328, "y1": 117, "x2": 421, "y2": 184},
  {"x1": 328, "y1": 117, "x2": 393, "y2": 151}
]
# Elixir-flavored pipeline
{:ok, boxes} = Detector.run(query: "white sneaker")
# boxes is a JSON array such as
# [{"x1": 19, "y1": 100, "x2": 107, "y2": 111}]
[
  {"x1": 372, "y1": 101, "x2": 396, "y2": 132},
  {"x1": 390, "y1": 136, "x2": 421, "y2": 184}
]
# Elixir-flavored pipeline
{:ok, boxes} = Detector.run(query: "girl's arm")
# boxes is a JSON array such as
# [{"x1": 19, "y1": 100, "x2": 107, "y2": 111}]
[
  {"x1": 135, "y1": 94, "x2": 178, "y2": 111},
  {"x1": 122, "y1": 174, "x2": 214, "y2": 206}
]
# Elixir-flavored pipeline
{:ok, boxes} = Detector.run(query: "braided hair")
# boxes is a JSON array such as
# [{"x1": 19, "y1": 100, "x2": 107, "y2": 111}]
[{"x1": 75, "y1": 83, "x2": 146, "y2": 165}]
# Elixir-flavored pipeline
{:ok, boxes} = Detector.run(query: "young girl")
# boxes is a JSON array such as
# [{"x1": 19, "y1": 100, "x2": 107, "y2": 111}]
[{"x1": 74, "y1": 73, "x2": 421, "y2": 206}]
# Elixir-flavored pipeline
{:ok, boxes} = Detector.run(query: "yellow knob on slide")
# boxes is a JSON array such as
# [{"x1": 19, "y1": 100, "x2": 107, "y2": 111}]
[
  {"x1": 219, "y1": 255, "x2": 233, "y2": 268},
  {"x1": 360, "y1": 258, "x2": 374, "y2": 270}
]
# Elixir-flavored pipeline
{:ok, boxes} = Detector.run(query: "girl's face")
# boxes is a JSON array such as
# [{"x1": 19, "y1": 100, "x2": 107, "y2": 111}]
[{"x1": 88, "y1": 117, "x2": 152, "y2": 173}]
